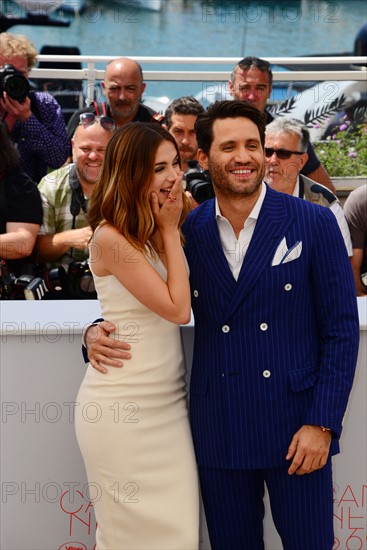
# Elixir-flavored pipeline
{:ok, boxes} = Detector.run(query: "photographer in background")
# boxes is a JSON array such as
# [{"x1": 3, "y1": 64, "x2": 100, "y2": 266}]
[
  {"x1": 0, "y1": 121, "x2": 43, "y2": 295},
  {"x1": 32, "y1": 114, "x2": 115, "y2": 298},
  {"x1": 0, "y1": 33, "x2": 70, "y2": 182},
  {"x1": 264, "y1": 117, "x2": 352, "y2": 257},
  {"x1": 229, "y1": 56, "x2": 335, "y2": 192},
  {"x1": 67, "y1": 57, "x2": 164, "y2": 139},
  {"x1": 164, "y1": 96, "x2": 215, "y2": 206},
  {"x1": 164, "y1": 96, "x2": 204, "y2": 172}
]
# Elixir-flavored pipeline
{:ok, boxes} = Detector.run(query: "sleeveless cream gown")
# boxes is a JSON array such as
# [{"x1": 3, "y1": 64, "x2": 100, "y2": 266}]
[{"x1": 75, "y1": 254, "x2": 199, "y2": 549}]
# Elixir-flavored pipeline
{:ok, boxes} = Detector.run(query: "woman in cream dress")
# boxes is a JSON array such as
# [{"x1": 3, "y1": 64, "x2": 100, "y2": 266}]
[{"x1": 75, "y1": 123, "x2": 199, "y2": 549}]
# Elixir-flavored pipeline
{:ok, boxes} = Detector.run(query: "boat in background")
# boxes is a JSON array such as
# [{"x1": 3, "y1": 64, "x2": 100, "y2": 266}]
[
  {"x1": 12, "y1": 0, "x2": 63, "y2": 13},
  {"x1": 58, "y1": 0, "x2": 86, "y2": 14},
  {"x1": 116, "y1": 0, "x2": 162, "y2": 12},
  {"x1": 12, "y1": 0, "x2": 86, "y2": 15},
  {"x1": 0, "y1": 0, "x2": 71, "y2": 31}
]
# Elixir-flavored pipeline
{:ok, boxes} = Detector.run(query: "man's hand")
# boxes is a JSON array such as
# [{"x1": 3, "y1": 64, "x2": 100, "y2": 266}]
[
  {"x1": 0, "y1": 94, "x2": 32, "y2": 124},
  {"x1": 85, "y1": 321, "x2": 132, "y2": 374},
  {"x1": 286, "y1": 425, "x2": 332, "y2": 475},
  {"x1": 69, "y1": 226, "x2": 93, "y2": 250},
  {"x1": 356, "y1": 281, "x2": 367, "y2": 297}
]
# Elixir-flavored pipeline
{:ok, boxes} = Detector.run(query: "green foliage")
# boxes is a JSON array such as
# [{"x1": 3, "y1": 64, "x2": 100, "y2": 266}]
[{"x1": 313, "y1": 124, "x2": 367, "y2": 177}]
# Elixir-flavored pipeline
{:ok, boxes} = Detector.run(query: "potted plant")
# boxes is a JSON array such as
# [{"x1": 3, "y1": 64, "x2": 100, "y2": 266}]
[{"x1": 313, "y1": 119, "x2": 367, "y2": 194}]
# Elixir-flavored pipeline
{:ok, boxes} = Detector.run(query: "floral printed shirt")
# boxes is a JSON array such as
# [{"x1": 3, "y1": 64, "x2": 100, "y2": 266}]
[{"x1": 10, "y1": 92, "x2": 70, "y2": 183}]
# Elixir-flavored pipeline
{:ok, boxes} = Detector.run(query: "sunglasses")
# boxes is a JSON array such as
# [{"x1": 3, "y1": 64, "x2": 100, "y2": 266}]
[
  {"x1": 238, "y1": 57, "x2": 270, "y2": 70},
  {"x1": 265, "y1": 148, "x2": 304, "y2": 160},
  {"x1": 79, "y1": 113, "x2": 116, "y2": 131}
]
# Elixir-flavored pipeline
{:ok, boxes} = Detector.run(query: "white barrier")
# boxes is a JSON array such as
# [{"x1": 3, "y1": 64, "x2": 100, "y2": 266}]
[
  {"x1": 0, "y1": 299, "x2": 366, "y2": 549},
  {"x1": 28, "y1": 54, "x2": 367, "y2": 106}
]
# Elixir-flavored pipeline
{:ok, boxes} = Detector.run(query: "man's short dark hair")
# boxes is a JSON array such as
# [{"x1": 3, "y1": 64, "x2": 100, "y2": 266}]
[
  {"x1": 165, "y1": 96, "x2": 205, "y2": 129},
  {"x1": 195, "y1": 100, "x2": 267, "y2": 155},
  {"x1": 231, "y1": 56, "x2": 273, "y2": 87}
]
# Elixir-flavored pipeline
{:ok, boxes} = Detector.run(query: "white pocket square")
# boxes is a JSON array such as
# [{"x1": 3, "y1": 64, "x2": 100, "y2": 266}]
[{"x1": 272, "y1": 238, "x2": 302, "y2": 266}]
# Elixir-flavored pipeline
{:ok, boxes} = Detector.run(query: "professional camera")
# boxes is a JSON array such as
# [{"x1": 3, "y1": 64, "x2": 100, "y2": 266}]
[
  {"x1": 68, "y1": 260, "x2": 96, "y2": 299},
  {"x1": 184, "y1": 160, "x2": 215, "y2": 205},
  {"x1": 0, "y1": 260, "x2": 17, "y2": 299},
  {"x1": 0, "y1": 64, "x2": 30, "y2": 103},
  {"x1": 0, "y1": 260, "x2": 67, "y2": 300},
  {"x1": 23, "y1": 266, "x2": 68, "y2": 300}
]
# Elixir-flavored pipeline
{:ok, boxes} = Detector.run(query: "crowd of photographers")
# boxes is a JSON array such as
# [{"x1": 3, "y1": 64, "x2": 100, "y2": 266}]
[{"x1": 0, "y1": 33, "x2": 366, "y2": 300}]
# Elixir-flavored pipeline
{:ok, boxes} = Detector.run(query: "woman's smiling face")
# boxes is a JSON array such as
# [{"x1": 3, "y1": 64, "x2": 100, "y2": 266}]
[{"x1": 149, "y1": 140, "x2": 181, "y2": 206}]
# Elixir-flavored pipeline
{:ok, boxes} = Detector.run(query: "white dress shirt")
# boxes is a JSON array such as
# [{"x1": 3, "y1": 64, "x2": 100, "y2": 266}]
[{"x1": 215, "y1": 182, "x2": 267, "y2": 280}]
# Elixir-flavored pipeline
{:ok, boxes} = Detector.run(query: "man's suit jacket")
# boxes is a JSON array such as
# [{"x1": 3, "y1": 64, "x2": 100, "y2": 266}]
[{"x1": 183, "y1": 185, "x2": 359, "y2": 470}]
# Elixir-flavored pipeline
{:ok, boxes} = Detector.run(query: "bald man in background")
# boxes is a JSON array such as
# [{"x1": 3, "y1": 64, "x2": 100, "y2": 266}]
[{"x1": 67, "y1": 57, "x2": 164, "y2": 138}]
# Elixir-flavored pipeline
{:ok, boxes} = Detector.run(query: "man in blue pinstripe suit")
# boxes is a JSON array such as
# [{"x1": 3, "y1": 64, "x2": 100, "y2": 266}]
[
  {"x1": 183, "y1": 100, "x2": 359, "y2": 549},
  {"x1": 84, "y1": 100, "x2": 359, "y2": 549}
]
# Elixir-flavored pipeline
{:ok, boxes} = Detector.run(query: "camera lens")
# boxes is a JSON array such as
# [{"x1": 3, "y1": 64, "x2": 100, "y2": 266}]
[
  {"x1": 79, "y1": 273, "x2": 95, "y2": 293},
  {"x1": 4, "y1": 74, "x2": 30, "y2": 102},
  {"x1": 67, "y1": 261, "x2": 96, "y2": 299},
  {"x1": 184, "y1": 162, "x2": 215, "y2": 205},
  {"x1": 194, "y1": 182, "x2": 216, "y2": 204},
  {"x1": 0, "y1": 65, "x2": 30, "y2": 103},
  {"x1": 44, "y1": 266, "x2": 67, "y2": 292}
]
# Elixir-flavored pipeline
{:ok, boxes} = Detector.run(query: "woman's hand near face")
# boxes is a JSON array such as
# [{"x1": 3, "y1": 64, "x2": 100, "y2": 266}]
[{"x1": 150, "y1": 172, "x2": 184, "y2": 234}]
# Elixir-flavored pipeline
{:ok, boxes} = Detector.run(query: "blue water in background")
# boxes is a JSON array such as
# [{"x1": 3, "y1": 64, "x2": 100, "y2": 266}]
[{"x1": 4, "y1": 0, "x2": 367, "y2": 100}]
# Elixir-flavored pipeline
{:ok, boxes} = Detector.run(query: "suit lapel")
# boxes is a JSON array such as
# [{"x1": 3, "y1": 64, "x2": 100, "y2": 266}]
[
  {"x1": 224, "y1": 187, "x2": 293, "y2": 317},
  {"x1": 188, "y1": 188, "x2": 294, "y2": 315},
  {"x1": 190, "y1": 202, "x2": 237, "y2": 300}
]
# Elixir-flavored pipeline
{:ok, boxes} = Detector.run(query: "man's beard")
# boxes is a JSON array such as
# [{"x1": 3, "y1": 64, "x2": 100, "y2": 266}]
[
  {"x1": 208, "y1": 159, "x2": 265, "y2": 198},
  {"x1": 110, "y1": 101, "x2": 138, "y2": 120},
  {"x1": 180, "y1": 147, "x2": 197, "y2": 163},
  {"x1": 77, "y1": 164, "x2": 100, "y2": 185}
]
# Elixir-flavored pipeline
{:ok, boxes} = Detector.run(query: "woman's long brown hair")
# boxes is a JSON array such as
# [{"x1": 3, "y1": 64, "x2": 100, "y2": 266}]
[{"x1": 88, "y1": 122, "x2": 190, "y2": 254}]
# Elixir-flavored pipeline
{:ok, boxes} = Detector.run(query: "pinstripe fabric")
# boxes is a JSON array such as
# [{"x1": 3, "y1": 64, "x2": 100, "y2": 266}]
[
  {"x1": 183, "y1": 185, "x2": 358, "y2": 546},
  {"x1": 183, "y1": 186, "x2": 359, "y2": 470},
  {"x1": 266, "y1": 460, "x2": 334, "y2": 549},
  {"x1": 198, "y1": 466, "x2": 266, "y2": 549},
  {"x1": 198, "y1": 462, "x2": 333, "y2": 550}
]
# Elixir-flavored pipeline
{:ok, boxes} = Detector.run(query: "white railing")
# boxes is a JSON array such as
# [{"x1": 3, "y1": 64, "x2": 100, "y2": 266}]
[{"x1": 30, "y1": 55, "x2": 367, "y2": 105}]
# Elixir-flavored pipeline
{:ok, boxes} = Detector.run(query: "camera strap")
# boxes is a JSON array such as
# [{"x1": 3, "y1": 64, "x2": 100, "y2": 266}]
[
  {"x1": 92, "y1": 100, "x2": 107, "y2": 116},
  {"x1": 69, "y1": 165, "x2": 88, "y2": 230},
  {"x1": 68, "y1": 165, "x2": 89, "y2": 263}
]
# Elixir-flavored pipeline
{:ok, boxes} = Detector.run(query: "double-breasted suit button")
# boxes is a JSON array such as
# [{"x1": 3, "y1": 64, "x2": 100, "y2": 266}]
[
  {"x1": 260, "y1": 323, "x2": 268, "y2": 331},
  {"x1": 284, "y1": 283, "x2": 292, "y2": 291},
  {"x1": 263, "y1": 370, "x2": 271, "y2": 378},
  {"x1": 222, "y1": 325, "x2": 230, "y2": 333},
  {"x1": 193, "y1": 290, "x2": 199, "y2": 297}
]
